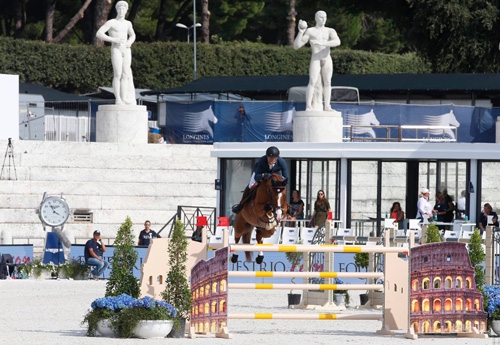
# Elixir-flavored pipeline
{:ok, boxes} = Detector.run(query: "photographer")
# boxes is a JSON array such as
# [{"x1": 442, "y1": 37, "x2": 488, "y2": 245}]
[{"x1": 84, "y1": 230, "x2": 109, "y2": 280}]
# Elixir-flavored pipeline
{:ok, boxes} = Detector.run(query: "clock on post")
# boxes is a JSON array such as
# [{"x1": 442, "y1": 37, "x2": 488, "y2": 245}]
[{"x1": 37, "y1": 192, "x2": 70, "y2": 229}]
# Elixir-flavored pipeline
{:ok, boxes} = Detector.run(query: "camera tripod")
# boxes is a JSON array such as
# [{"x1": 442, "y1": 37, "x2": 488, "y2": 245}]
[{"x1": 0, "y1": 138, "x2": 17, "y2": 180}]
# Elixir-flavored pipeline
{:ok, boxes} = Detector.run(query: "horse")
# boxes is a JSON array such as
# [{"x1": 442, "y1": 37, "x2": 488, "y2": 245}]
[
  {"x1": 183, "y1": 105, "x2": 218, "y2": 137},
  {"x1": 231, "y1": 173, "x2": 287, "y2": 264},
  {"x1": 344, "y1": 109, "x2": 380, "y2": 138}
]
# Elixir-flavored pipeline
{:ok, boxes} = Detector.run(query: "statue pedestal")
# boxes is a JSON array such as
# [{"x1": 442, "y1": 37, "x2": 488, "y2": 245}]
[
  {"x1": 96, "y1": 104, "x2": 148, "y2": 143},
  {"x1": 293, "y1": 110, "x2": 343, "y2": 142}
]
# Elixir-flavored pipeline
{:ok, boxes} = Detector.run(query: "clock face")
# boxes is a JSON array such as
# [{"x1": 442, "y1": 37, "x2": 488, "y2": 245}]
[{"x1": 39, "y1": 196, "x2": 70, "y2": 227}]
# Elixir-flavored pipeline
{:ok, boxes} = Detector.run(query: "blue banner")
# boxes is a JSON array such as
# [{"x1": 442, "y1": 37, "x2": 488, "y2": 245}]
[
  {"x1": 165, "y1": 101, "x2": 217, "y2": 144},
  {"x1": 70, "y1": 244, "x2": 149, "y2": 279},
  {"x1": 161, "y1": 101, "x2": 497, "y2": 143}
]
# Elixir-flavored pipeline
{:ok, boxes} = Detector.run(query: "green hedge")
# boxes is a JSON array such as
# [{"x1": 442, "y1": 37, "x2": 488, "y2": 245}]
[{"x1": 0, "y1": 38, "x2": 430, "y2": 94}]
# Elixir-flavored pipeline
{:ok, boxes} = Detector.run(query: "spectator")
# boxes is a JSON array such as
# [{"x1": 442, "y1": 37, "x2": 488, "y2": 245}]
[
  {"x1": 138, "y1": 220, "x2": 160, "y2": 246},
  {"x1": 84, "y1": 230, "x2": 109, "y2": 280},
  {"x1": 311, "y1": 190, "x2": 331, "y2": 228},
  {"x1": 479, "y1": 203, "x2": 499, "y2": 235},
  {"x1": 416, "y1": 188, "x2": 433, "y2": 221}
]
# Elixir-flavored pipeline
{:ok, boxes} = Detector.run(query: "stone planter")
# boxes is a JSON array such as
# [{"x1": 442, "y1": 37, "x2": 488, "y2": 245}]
[
  {"x1": 334, "y1": 293, "x2": 345, "y2": 306},
  {"x1": 133, "y1": 320, "x2": 174, "y2": 339},
  {"x1": 96, "y1": 320, "x2": 117, "y2": 337},
  {"x1": 491, "y1": 320, "x2": 500, "y2": 336},
  {"x1": 168, "y1": 318, "x2": 186, "y2": 338}
]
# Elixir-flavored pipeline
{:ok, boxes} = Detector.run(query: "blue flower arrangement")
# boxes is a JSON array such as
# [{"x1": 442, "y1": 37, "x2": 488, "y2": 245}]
[
  {"x1": 483, "y1": 285, "x2": 500, "y2": 322},
  {"x1": 82, "y1": 294, "x2": 178, "y2": 337}
]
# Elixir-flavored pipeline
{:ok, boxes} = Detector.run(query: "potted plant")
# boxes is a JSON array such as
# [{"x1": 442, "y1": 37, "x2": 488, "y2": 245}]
[
  {"x1": 82, "y1": 293, "x2": 177, "y2": 338},
  {"x1": 354, "y1": 252, "x2": 369, "y2": 305},
  {"x1": 161, "y1": 219, "x2": 192, "y2": 338},
  {"x1": 284, "y1": 243, "x2": 303, "y2": 307},
  {"x1": 483, "y1": 285, "x2": 500, "y2": 335},
  {"x1": 59, "y1": 259, "x2": 90, "y2": 280},
  {"x1": 18, "y1": 258, "x2": 56, "y2": 279},
  {"x1": 333, "y1": 278, "x2": 350, "y2": 306}
]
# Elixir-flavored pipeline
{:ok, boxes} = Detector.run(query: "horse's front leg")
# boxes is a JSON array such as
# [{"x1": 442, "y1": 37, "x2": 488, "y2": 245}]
[
  {"x1": 263, "y1": 204, "x2": 277, "y2": 230},
  {"x1": 254, "y1": 231, "x2": 268, "y2": 265}
]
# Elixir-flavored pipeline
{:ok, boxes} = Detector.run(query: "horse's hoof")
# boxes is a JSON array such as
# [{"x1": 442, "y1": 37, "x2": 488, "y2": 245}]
[
  {"x1": 256, "y1": 255, "x2": 264, "y2": 265},
  {"x1": 231, "y1": 254, "x2": 238, "y2": 264}
]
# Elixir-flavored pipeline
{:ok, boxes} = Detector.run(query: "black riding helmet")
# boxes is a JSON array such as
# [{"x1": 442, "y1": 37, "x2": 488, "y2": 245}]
[{"x1": 266, "y1": 146, "x2": 280, "y2": 158}]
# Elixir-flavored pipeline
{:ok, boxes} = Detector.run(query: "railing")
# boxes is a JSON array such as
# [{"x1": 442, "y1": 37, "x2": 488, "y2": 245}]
[
  {"x1": 343, "y1": 125, "x2": 458, "y2": 142},
  {"x1": 156, "y1": 205, "x2": 217, "y2": 237}
]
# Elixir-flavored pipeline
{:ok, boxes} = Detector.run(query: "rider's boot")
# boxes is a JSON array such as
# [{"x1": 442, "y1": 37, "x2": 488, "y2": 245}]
[{"x1": 232, "y1": 186, "x2": 251, "y2": 214}]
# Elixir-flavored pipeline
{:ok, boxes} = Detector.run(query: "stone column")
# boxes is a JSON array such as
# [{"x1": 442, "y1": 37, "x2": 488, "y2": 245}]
[{"x1": 96, "y1": 104, "x2": 148, "y2": 143}]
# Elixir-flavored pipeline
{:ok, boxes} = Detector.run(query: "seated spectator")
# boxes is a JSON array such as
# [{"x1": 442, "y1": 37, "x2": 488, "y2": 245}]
[
  {"x1": 479, "y1": 203, "x2": 499, "y2": 235},
  {"x1": 285, "y1": 189, "x2": 304, "y2": 227}
]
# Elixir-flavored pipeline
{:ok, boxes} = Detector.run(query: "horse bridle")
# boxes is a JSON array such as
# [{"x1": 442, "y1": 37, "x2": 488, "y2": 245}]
[{"x1": 248, "y1": 177, "x2": 286, "y2": 225}]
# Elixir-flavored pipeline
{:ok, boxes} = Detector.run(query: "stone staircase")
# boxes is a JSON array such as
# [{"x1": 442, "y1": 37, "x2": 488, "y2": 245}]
[{"x1": 0, "y1": 140, "x2": 217, "y2": 257}]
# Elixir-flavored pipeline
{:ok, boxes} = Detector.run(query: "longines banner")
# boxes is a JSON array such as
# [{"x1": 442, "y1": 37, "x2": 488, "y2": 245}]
[{"x1": 163, "y1": 101, "x2": 497, "y2": 144}]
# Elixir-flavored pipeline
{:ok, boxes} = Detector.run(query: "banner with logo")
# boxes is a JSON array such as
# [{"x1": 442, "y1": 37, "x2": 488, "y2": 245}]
[
  {"x1": 162, "y1": 101, "x2": 497, "y2": 143},
  {"x1": 165, "y1": 101, "x2": 217, "y2": 144}
]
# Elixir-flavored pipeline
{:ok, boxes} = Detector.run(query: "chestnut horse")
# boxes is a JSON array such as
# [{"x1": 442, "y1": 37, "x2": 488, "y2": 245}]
[{"x1": 231, "y1": 173, "x2": 287, "y2": 264}]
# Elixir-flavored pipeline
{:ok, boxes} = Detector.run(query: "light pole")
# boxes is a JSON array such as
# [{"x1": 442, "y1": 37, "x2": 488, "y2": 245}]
[{"x1": 175, "y1": 22, "x2": 201, "y2": 43}]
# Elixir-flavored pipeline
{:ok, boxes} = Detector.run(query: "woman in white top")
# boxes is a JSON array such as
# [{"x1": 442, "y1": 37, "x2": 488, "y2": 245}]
[{"x1": 416, "y1": 188, "x2": 433, "y2": 220}]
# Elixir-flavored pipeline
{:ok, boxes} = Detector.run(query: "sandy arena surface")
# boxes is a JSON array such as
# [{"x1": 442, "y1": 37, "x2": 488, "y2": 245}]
[{"x1": 0, "y1": 279, "x2": 496, "y2": 344}]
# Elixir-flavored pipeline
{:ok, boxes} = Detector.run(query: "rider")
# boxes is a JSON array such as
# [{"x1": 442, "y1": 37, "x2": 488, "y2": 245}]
[{"x1": 232, "y1": 146, "x2": 289, "y2": 214}]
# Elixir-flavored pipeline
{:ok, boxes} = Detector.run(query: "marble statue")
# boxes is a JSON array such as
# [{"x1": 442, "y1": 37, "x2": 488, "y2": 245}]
[
  {"x1": 294, "y1": 11, "x2": 341, "y2": 111},
  {"x1": 96, "y1": 1, "x2": 136, "y2": 105}
]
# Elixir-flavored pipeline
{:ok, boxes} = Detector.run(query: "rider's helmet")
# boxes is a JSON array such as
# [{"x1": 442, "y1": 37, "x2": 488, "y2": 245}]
[{"x1": 266, "y1": 146, "x2": 280, "y2": 158}]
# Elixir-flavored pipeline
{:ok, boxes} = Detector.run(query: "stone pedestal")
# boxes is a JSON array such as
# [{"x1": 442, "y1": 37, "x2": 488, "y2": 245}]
[
  {"x1": 96, "y1": 104, "x2": 148, "y2": 143},
  {"x1": 293, "y1": 110, "x2": 343, "y2": 142}
]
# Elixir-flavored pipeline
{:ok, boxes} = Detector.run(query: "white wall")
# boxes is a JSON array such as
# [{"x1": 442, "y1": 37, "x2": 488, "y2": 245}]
[{"x1": 0, "y1": 74, "x2": 19, "y2": 140}]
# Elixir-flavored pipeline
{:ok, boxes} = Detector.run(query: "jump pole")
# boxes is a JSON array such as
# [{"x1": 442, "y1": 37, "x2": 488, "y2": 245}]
[{"x1": 227, "y1": 225, "x2": 414, "y2": 339}]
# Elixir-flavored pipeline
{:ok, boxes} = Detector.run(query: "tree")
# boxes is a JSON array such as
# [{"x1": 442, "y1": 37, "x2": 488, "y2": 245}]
[
  {"x1": 53, "y1": 0, "x2": 94, "y2": 44},
  {"x1": 89, "y1": 0, "x2": 112, "y2": 46},
  {"x1": 286, "y1": 0, "x2": 297, "y2": 45},
  {"x1": 105, "y1": 216, "x2": 140, "y2": 298},
  {"x1": 468, "y1": 228, "x2": 485, "y2": 289},
  {"x1": 201, "y1": 0, "x2": 210, "y2": 43},
  {"x1": 161, "y1": 220, "x2": 192, "y2": 320},
  {"x1": 406, "y1": 0, "x2": 500, "y2": 72},
  {"x1": 425, "y1": 223, "x2": 442, "y2": 243}
]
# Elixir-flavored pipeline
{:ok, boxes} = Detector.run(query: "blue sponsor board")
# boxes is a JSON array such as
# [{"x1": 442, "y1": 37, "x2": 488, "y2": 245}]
[
  {"x1": 162, "y1": 101, "x2": 496, "y2": 143},
  {"x1": 0, "y1": 245, "x2": 34, "y2": 265},
  {"x1": 70, "y1": 244, "x2": 149, "y2": 279}
]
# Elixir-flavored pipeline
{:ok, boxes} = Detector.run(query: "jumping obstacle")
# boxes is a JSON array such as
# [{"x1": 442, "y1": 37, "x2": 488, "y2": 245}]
[{"x1": 225, "y1": 226, "x2": 415, "y2": 339}]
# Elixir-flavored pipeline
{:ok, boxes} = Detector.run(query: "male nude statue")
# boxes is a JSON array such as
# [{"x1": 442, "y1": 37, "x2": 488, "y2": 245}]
[
  {"x1": 96, "y1": 1, "x2": 136, "y2": 105},
  {"x1": 294, "y1": 11, "x2": 341, "y2": 111}
]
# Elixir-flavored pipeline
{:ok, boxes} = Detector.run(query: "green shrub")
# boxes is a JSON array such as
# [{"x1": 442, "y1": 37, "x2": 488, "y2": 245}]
[
  {"x1": 0, "y1": 37, "x2": 430, "y2": 94},
  {"x1": 105, "y1": 216, "x2": 140, "y2": 298}
]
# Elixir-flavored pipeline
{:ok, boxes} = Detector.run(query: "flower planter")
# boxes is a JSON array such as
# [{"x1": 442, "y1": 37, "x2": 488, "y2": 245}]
[
  {"x1": 96, "y1": 320, "x2": 117, "y2": 337},
  {"x1": 491, "y1": 320, "x2": 500, "y2": 336},
  {"x1": 168, "y1": 318, "x2": 186, "y2": 338},
  {"x1": 133, "y1": 320, "x2": 174, "y2": 339}
]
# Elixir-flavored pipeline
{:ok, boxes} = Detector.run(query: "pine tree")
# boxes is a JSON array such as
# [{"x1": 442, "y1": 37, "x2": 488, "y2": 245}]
[
  {"x1": 105, "y1": 216, "x2": 140, "y2": 298},
  {"x1": 425, "y1": 223, "x2": 442, "y2": 243},
  {"x1": 468, "y1": 228, "x2": 486, "y2": 289},
  {"x1": 161, "y1": 220, "x2": 192, "y2": 320}
]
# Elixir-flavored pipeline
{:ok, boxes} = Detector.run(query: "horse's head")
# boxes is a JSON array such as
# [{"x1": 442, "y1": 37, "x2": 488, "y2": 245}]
[{"x1": 260, "y1": 174, "x2": 287, "y2": 221}]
